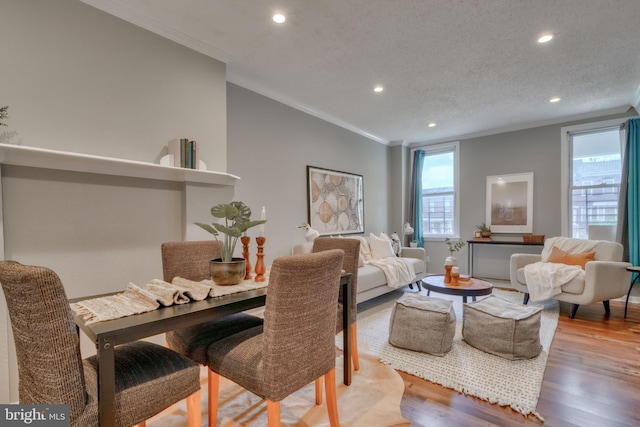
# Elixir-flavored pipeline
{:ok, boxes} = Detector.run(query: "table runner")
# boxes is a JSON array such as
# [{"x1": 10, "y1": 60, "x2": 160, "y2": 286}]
[{"x1": 71, "y1": 276, "x2": 269, "y2": 325}]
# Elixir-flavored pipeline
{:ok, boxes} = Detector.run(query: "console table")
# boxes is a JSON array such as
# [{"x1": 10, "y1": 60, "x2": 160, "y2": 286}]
[{"x1": 467, "y1": 240, "x2": 544, "y2": 279}]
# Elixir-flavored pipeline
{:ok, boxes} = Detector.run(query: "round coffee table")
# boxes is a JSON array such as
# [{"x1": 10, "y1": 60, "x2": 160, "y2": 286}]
[{"x1": 421, "y1": 274, "x2": 493, "y2": 303}]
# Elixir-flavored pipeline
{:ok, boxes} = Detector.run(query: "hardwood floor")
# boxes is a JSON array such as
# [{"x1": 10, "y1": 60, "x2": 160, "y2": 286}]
[{"x1": 399, "y1": 298, "x2": 640, "y2": 426}]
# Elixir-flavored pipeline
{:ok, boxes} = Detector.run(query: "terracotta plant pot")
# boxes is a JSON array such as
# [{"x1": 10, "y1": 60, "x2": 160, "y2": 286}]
[{"x1": 209, "y1": 258, "x2": 246, "y2": 286}]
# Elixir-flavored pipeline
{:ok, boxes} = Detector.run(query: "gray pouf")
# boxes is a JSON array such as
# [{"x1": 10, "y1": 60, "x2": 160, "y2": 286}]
[
  {"x1": 463, "y1": 295, "x2": 542, "y2": 360},
  {"x1": 389, "y1": 294, "x2": 456, "y2": 356}
]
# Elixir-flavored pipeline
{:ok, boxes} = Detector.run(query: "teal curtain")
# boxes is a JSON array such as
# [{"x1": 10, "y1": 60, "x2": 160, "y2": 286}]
[
  {"x1": 410, "y1": 150, "x2": 425, "y2": 247},
  {"x1": 627, "y1": 118, "x2": 640, "y2": 273}
]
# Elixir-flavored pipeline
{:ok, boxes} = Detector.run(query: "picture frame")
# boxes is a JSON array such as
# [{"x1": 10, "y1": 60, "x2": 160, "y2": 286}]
[
  {"x1": 486, "y1": 172, "x2": 533, "y2": 233},
  {"x1": 307, "y1": 166, "x2": 364, "y2": 235}
]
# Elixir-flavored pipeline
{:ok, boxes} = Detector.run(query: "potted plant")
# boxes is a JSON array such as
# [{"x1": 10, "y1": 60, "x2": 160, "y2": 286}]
[
  {"x1": 195, "y1": 201, "x2": 266, "y2": 285},
  {"x1": 476, "y1": 222, "x2": 491, "y2": 238},
  {"x1": 444, "y1": 237, "x2": 465, "y2": 267}
]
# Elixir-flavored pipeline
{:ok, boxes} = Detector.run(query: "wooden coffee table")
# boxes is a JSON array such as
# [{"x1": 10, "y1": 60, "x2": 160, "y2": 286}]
[{"x1": 421, "y1": 274, "x2": 493, "y2": 303}]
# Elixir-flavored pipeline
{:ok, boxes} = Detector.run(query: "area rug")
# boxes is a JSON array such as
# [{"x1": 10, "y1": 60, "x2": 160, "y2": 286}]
[
  {"x1": 147, "y1": 349, "x2": 410, "y2": 426},
  {"x1": 337, "y1": 288, "x2": 559, "y2": 421}
]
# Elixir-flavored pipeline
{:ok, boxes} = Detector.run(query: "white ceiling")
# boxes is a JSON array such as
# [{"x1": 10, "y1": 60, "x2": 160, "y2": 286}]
[{"x1": 82, "y1": 0, "x2": 640, "y2": 146}]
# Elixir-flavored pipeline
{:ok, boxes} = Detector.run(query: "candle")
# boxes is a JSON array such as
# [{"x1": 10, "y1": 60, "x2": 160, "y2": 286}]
[
  {"x1": 451, "y1": 266, "x2": 459, "y2": 274},
  {"x1": 445, "y1": 258, "x2": 453, "y2": 266},
  {"x1": 260, "y1": 206, "x2": 266, "y2": 236}
]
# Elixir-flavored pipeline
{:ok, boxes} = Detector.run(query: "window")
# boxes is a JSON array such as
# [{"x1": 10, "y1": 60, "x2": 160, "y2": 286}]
[
  {"x1": 561, "y1": 119, "x2": 626, "y2": 238},
  {"x1": 415, "y1": 142, "x2": 460, "y2": 239}
]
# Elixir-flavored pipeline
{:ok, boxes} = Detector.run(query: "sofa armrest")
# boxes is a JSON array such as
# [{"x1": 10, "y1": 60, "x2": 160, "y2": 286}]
[
  {"x1": 400, "y1": 247, "x2": 426, "y2": 262},
  {"x1": 509, "y1": 253, "x2": 542, "y2": 289},
  {"x1": 582, "y1": 261, "x2": 632, "y2": 302}
]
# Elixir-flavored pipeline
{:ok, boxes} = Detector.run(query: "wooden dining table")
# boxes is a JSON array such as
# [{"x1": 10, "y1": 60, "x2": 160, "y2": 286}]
[{"x1": 70, "y1": 273, "x2": 352, "y2": 427}]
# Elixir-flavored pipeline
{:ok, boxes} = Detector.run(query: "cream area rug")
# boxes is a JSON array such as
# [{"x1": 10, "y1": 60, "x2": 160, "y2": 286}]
[
  {"x1": 148, "y1": 350, "x2": 410, "y2": 426},
  {"x1": 337, "y1": 288, "x2": 559, "y2": 422}
]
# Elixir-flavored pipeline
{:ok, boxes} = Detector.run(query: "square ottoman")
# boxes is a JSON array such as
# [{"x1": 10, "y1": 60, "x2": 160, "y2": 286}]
[
  {"x1": 463, "y1": 295, "x2": 542, "y2": 360},
  {"x1": 389, "y1": 294, "x2": 456, "y2": 356}
]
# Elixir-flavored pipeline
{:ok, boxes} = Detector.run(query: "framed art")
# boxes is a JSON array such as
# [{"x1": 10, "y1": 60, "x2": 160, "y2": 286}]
[
  {"x1": 485, "y1": 172, "x2": 533, "y2": 233},
  {"x1": 307, "y1": 166, "x2": 364, "y2": 235}
]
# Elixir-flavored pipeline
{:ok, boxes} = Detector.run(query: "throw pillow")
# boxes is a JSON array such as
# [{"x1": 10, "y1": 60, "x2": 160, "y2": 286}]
[
  {"x1": 547, "y1": 246, "x2": 596, "y2": 269},
  {"x1": 369, "y1": 232, "x2": 396, "y2": 259},
  {"x1": 353, "y1": 235, "x2": 372, "y2": 261}
]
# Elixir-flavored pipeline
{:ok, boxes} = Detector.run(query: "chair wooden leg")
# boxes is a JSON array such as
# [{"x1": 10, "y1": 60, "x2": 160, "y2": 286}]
[
  {"x1": 603, "y1": 300, "x2": 611, "y2": 313},
  {"x1": 315, "y1": 377, "x2": 323, "y2": 404},
  {"x1": 267, "y1": 400, "x2": 281, "y2": 427},
  {"x1": 523, "y1": 293, "x2": 530, "y2": 305},
  {"x1": 324, "y1": 368, "x2": 340, "y2": 427},
  {"x1": 208, "y1": 369, "x2": 220, "y2": 427},
  {"x1": 186, "y1": 389, "x2": 201, "y2": 427},
  {"x1": 351, "y1": 322, "x2": 360, "y2": 371},
  {"x1": 135, "y1": 422, "x2": 146, "y2": 427}
]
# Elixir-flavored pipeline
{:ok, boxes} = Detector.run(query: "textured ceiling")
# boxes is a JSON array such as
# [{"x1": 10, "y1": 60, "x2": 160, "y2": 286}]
[{"x1": 82, "y1": 0, "x2": 640, "y2": 145}]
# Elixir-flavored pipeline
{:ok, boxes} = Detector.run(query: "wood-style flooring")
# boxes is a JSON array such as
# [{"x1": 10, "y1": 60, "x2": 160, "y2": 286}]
[{"x1": 399, "y1": 297, "x2": 640, "y2": 427}]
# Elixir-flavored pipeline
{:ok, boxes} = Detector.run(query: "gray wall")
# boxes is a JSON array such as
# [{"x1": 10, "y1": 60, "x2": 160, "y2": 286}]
[
  {"x1": 423, "y1": 109, "x2": 638, "y2": 280},
  {"x1": 0, "y1": 0, "x2": 230, "y2": 403},
  {"x1": 227, "y1": 84, "x2": 391, "y2": 265}
]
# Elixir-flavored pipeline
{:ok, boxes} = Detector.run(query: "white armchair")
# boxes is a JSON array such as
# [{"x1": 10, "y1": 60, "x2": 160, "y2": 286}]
[{"x1": 510, "y1": 236, "x2": 631, "y2": 318}]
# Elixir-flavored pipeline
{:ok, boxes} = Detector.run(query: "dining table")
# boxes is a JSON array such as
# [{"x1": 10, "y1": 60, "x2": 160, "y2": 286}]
[{"x1": 70, "y1": 273, "x2": 352, "y2": 427}]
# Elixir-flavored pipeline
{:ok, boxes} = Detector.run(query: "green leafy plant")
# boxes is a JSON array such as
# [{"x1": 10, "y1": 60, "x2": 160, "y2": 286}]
[
  {"x1": 0, "y1": 106, "x2": 9, "y2": 127},
  {"x1": 195, "y1": 201, "x2": 267, "y2": 262},
  {"x1": 476, "y1": 222, "x2": 491, "y2": 232},
  {"x1": 444, "y1": 237, "x2": 465, "y2": 256}
]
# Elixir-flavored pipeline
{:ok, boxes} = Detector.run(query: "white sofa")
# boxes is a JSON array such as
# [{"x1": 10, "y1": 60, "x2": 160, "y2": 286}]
[
  {"x1": 510, "y1": 236, "x2": 631, "y2": 318},
  {"x1": 294, "y1": 236, "x2": 427, "y2": 304}
]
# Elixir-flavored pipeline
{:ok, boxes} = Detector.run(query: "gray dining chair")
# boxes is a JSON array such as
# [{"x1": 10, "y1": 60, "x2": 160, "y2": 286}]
[
  {"x1": 0, "y1": 260, "x2": 201, "y2": 427},
  {"x1": 206, "y1": 249, "x2": 345, "y2": 427},
  {"x1": 161, "y1": 240, "x2": 263, "y2": 423}
]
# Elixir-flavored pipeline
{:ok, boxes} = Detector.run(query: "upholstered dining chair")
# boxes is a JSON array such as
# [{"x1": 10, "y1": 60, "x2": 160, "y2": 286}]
[
  {"x1": 206, "y1": 249, "x2": 345, "y2": 427},
  {"x1": 0, "y1": 260, "x2": 201, "y2": 427},
  {"x1": 312, "y1": 236, "x2": 361, "y2": 371},
  {"x1": 161, "y1": 240, "x2": 263, "y2": 422}
]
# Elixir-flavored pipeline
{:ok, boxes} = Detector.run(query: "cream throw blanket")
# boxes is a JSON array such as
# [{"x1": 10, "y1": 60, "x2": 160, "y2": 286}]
[
  {"x1": 523, "y1": 263, "x2": 583, "y2": 301},
  {"x1": 524, "y1": 238, "x2": 600, "y2": 302},
  {"x1": 71, "y1": 276, "x2": 269, "y2": 324},
  {"x1": 366, "y1": 257, "x2": 416, "y2": 289}
]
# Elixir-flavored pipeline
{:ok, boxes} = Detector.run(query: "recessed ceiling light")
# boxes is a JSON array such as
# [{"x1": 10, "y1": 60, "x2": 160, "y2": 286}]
[
  {"x1": 428, "y1": 122, "x2": 437, "y2": 127},
  {"x1": 373, "y1": 85, "x2": 384, "y2": 93},
  {"x1": 538, "y1": 33, "x2": 553, "y2": 43},
  {"x1": 549, "y1": 97, "x2": 561, "y2": 103},
  {"x1": 272, "y1": 13, "x2": 286, "y2": 23}
]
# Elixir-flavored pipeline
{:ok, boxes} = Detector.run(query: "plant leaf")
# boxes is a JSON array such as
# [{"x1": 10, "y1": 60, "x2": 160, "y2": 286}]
[
  {"x1": 195, "y1": 222, "x2": 219, "y2": 236},
  {"x1": 211, "y1": 204, "x2": 239, "y2": 220}
]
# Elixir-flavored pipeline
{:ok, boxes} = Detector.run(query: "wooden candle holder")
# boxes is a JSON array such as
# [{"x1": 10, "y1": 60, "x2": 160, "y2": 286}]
[
  {"x1": 241, "y1": 236, "x2": 252, "y2": 280},
  {"x1": 444, "y1": 264, "x2": 452, "y2": 283},
  {"x1": 451, "y1": 272, "x2": 460, "y2": 286},
  {"x1": 254, "y1": 236, "x2": 266, "y2": 282}
]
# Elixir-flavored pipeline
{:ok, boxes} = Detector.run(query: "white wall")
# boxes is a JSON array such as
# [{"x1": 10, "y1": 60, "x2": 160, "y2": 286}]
[
  {"x1": 422, "y1": 108, "x2": 638, "y2": 280},
  {"x1": 227, "y1": 84, "x2": 391, "y2": 266},
  {"x1": 0, "y1": 0, "x2": 229, "y2": 403}
]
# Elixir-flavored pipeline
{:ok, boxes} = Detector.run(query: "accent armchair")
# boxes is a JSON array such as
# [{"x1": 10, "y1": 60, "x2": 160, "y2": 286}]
[
  {"x1": 510, "y1": 236, "x2": 632, "y2": 318},
  {"x1": 0, "y1": 260, "x2": 202, "y2": 427}
]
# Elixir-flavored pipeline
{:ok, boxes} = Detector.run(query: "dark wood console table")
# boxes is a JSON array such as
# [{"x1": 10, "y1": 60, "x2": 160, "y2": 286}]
[{"x1": 467, "y1": 240, "x2": 544, "y2": 279}]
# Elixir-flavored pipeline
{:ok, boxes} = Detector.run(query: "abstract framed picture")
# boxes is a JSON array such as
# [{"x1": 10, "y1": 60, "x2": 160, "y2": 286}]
[
  {"x1": 307, "y1": 166, "x2": 364, "y2": 235},
  {"x1": 485, "y1": 172, "x2": 533, "y2": 233}
]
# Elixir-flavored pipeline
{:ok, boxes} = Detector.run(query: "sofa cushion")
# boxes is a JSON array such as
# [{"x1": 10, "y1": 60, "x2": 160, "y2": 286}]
[
  {"x1": 548, "y1": 246, "x2": 596, "y2": 269},
  {"x1": 541, "y1": 236, "x2": 622, "y2": 262}
]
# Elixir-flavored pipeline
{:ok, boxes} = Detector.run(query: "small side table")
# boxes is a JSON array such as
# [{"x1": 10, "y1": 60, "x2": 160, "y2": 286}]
[{"x1": 625, "y1": 266, "x2": 640, "y2": 318}]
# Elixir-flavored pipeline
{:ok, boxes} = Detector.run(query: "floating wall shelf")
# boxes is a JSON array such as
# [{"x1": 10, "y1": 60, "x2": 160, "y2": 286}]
[{"x1": 0, "y1": 144, "x2": 239, "y2": 186}]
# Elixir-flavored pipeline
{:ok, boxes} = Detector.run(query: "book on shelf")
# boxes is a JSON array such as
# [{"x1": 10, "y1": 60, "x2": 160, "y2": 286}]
[{"x1": 168, "y1": 138, "x2": 199, "y2": 169}]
